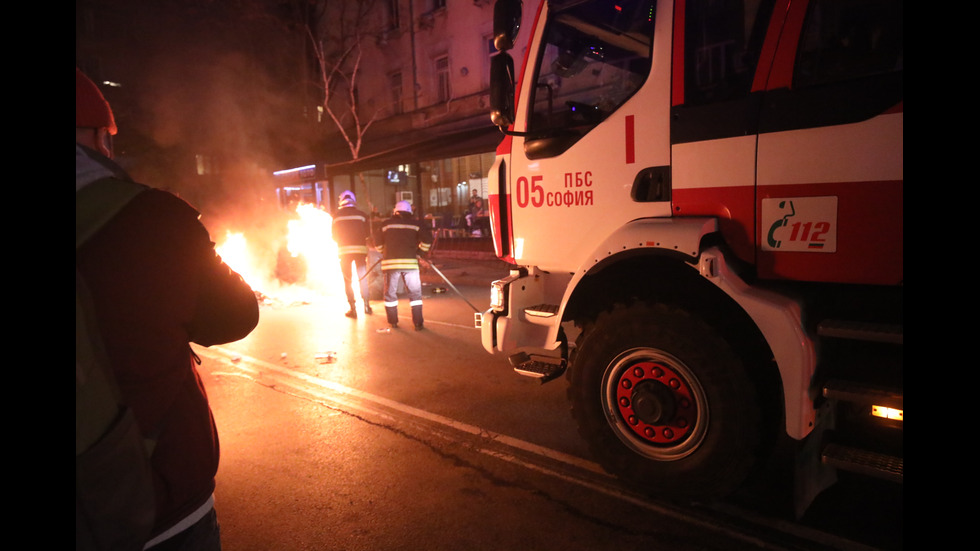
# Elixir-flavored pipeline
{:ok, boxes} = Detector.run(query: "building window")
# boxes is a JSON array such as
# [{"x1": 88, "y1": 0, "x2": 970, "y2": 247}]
[
  {"x1": 435, "y1": 55, "x2": 451, "y2": 103},
  {"x1": 389, "y1": 71, "x2": 403, "y2": 114},
  {"x1": 386, "y1": 0, "x2": 400, "y2": 30},
  {"x1": 195, "y1": 154, "x2": 216, "y2": 175},
  {"x1": 431, "y1": 0, "x2": 446, "y2": 11}
]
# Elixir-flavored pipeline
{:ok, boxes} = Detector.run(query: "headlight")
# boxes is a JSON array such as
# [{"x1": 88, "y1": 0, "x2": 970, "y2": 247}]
[
  {"x1": 490, "y1": 269, "x2": 525, "y2": 313},
  {"x1": 490, "y1": 279, "x2": 507, "y2": 311}
]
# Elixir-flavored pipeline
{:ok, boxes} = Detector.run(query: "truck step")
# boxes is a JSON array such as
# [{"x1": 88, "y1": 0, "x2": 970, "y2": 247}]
[
  {"x1": 524, "y1": 303, "x2": 560, "y2": 318},
  {"x1": 822, "y1": 443, "x2": 903, "y2": 484},
  {"x1": 817, "y1": 319, "x2": 903, "y2": 345},
  {"x1": 508, "y1": 352, "x2": 566, "y2": 383},
  {"x1": 823, "y1": 379, "x2": 903, "y2": 410}
]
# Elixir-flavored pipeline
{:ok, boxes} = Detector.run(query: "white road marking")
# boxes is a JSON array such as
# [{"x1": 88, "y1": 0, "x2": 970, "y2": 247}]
[
  {"x1": 196, "y1": 345, "x2": 874, "y2": 550},
  {"x1": 199, "y1": 344, "x2": 603, "y2": 475}
]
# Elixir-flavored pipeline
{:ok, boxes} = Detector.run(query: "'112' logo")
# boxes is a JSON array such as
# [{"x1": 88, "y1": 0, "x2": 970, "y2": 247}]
[{"x1": 762, "y1": 197, "x2": 837, "y2": 253}]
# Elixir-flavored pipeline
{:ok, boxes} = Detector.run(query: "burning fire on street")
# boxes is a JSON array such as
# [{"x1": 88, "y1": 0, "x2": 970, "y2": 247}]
[{"x1": 215, "y1": 203, "x2": 361, "y2": 307}]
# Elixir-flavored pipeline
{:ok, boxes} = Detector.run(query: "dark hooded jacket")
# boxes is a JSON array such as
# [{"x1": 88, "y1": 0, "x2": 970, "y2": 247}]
[{"x1": 76, "y1": 144, "x2": 259, "y2": 539}]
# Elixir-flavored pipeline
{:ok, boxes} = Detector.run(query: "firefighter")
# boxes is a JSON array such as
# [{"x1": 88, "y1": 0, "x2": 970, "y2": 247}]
[
  {"x1": 377, "y1": 200, "x2": 433, "y2": 330},
  {"x1": 331, "y1": 190, "x2": 373, "y2": 318}
]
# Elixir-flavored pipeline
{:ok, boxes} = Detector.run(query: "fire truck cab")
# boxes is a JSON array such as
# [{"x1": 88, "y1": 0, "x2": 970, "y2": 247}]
[{"x1": 480, "y1": 0, "x2": 902, "y2": 511}]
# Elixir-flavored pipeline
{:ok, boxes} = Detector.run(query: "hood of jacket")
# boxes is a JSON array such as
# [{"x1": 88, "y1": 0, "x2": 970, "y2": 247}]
[{"x1": 76, "y1": 144, "x2": 130, "y2": 192}]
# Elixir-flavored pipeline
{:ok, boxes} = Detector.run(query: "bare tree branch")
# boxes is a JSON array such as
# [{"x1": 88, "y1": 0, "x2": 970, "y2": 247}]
[{"x1": 305, "y1": 0, "x2": 382, "y2": 162}]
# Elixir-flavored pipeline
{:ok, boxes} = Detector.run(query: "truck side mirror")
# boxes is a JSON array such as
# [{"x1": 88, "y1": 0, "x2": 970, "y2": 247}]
[
  {"x1": 493, "y1": 0, "x2": 522, "y2": 52},
  {"x1": 490, "y1": 52, "x2": 516, "y2": 128}
]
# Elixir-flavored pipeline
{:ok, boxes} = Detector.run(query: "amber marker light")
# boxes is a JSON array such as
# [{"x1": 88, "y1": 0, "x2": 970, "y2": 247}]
[{"x1": 872, "y1": 405, "x2": 903, "y2": 421}]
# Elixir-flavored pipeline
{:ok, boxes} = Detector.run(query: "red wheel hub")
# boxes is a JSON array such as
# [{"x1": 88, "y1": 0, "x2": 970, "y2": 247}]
[{"x1": 614, "y1": 360, "x2": 698, "y2": 445}]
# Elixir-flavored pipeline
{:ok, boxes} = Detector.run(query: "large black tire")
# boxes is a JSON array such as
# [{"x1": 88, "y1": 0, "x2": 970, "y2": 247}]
[{"x1": 568, "y1": 302, "x2": 761, "y2": 500}]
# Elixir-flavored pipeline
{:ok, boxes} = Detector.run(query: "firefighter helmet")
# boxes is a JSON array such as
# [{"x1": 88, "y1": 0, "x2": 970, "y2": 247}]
[
  {"x1": 339, "y1": 190, "x2": 356, "y2": 208},
  {"x1": 394, "y1": 200, "x2": 412, "y2": 214},
  {"x1": 76, "y1": 68, "x2": 117, "y2": 135}
]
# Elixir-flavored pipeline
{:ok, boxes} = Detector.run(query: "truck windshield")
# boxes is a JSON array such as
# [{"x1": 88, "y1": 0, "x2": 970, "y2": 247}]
[{"x1": 527, "y1": 0, "x2": 655, "y2": 138}]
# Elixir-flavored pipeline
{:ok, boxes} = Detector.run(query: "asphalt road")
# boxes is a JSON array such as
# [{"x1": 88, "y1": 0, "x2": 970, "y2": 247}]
[{"x1": 192, "y1": 278, "x2": 900, "y2": 551}]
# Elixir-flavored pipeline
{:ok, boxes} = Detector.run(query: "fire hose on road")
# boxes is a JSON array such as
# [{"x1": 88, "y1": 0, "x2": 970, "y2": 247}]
[
  {"x1": 360, "y1": 256, "x2": 482, "y2": 313},
  {"x1": 419, "y1": 257, "x2": 481, "y2": 313}
]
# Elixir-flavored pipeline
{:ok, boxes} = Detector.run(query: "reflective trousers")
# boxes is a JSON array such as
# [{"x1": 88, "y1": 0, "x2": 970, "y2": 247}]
[
  {"x1": 383, "y1": 269, "x2": 422, "y2": 326},
  {"x1": 339, "y1": 254, "x2": 369, "y2": 306}
]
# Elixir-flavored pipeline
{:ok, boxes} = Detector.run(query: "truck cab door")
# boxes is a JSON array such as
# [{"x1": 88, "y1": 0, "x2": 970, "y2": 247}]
[
  {"x1": 668, "y1": 0, "x2": 780, "y2": 266},
  {"x1": 502, "y1": 0, "x2": 672, "y2": 268},
  {"x1": 755, "y1": 0, "x2": 903, "y2": 285}
]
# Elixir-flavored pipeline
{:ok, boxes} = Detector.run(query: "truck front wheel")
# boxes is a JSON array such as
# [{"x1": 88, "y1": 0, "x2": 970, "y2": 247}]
[{"x1": 569, "y1": 302, "x2": 760, "y2": 499}]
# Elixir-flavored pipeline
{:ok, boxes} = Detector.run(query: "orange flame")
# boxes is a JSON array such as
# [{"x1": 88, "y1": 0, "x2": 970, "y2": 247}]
[
  {"x1": 216, "y1": 203, "x2": 351, "y2": 306},
  {"x1": 286, "y1": 203, "x2": 339, "y2": 291}
]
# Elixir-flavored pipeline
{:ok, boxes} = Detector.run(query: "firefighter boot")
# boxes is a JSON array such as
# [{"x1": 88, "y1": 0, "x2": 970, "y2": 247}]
[
  {"x1": 345, "y1": 302, "x2": 357, "y2": 319},
  {"x1": 412, "y1": 303, "x2": 424, "y2": 331},
  {"x1": 364, "y1": 303, "x2": 373, "y2": 315},
  {"x1": 385, "y1": 305, "x2": 399, "y2": 328}
]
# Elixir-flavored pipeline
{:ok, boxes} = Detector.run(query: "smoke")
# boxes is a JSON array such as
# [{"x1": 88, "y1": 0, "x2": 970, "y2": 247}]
[{"x1": 96, "y1": 0, "x2": 318, "y2": 261}]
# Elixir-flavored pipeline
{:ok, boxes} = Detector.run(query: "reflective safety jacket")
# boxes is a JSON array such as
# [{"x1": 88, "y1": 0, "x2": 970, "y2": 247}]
[
  {"x1": 331, "y1": 206, "x2": 370, "y2": 256},
  {"x1": 378, "y1": 212, "x2": 433, "y2": 271}
]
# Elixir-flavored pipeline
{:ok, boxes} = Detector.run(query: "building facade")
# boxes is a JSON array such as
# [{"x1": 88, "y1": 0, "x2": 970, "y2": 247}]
[
  {"x1": 78, "y1": 0, "x2": 536, "y2": 235},
  {"x1": 289, "y1": 0, "x2": 536, "y2": 236}
]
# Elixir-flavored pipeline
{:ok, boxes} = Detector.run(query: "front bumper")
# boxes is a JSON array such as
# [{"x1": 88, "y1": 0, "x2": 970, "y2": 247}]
[{"x1": 478, "y1": 267, "x2": 566, "y2": 356}]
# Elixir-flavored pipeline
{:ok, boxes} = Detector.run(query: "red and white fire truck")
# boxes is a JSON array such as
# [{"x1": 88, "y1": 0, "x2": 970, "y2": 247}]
[{"x1": 479, "y1": 0, "x2": 902, "y2": 511}]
